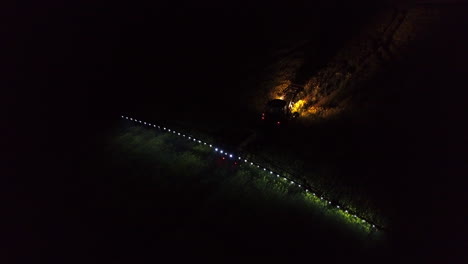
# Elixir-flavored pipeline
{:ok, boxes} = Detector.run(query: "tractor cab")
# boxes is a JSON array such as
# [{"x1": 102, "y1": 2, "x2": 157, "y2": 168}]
[{"x1": 262, "y1": 99, "x2": 288, "y2": 125}]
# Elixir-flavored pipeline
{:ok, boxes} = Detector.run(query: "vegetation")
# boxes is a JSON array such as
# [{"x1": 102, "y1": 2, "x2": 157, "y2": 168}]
[{"x1": 111, "y1": 124, "x2": 383, "y2": 234}]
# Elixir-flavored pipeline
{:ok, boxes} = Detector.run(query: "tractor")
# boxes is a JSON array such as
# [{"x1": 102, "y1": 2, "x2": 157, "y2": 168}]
[{"x1": 261, "y1": 83, "x2": 304, "y2": 126}]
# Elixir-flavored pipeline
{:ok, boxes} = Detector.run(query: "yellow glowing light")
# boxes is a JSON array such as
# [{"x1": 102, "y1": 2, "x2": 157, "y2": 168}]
[{"x1": 291, "y1": 99, "x2": 306, "y2": 113}]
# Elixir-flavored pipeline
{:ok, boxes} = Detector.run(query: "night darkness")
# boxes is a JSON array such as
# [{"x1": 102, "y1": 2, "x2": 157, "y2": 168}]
[{"x1": 4, "y1": 1, "x2": 468, "y2": 263}]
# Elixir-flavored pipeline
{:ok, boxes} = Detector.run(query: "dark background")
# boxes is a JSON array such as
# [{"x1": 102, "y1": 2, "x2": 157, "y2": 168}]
[{"x1": 4, "y1": 0, "x2": 467, "y2": 263}]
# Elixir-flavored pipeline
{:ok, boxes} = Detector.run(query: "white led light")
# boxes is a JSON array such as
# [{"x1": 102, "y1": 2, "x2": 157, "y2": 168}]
[
  {"x1": 298, "y1": 184, "x2": 301, "y2": 187},
  {"x1": 372, "y1": 225, "x2": 375, "y2": 228},
  {"x1": 290, "y1": 181, "x2": 294, "y2": 184},
  {"x1": 337, "y1": 206, "x2": 340, "y2": 209},
  {"x1": 306, "y1": 189, "x2": 309, "y2": 192},
  {"x1": 270, "y1": 171, "x2": 273, "y2": 174},
  {"x1": 130, "y1": 118, "x2": 133, "y2": 120},
  {"x1": 139, "y1": 121, "x2": 142, "y2": 123},
  {"x1": 215, "y1": 148, "x2": 218, "y2": 151},
  {"x1": 244, "y1": 159, "x2": 247, "y2": 162},
  {"x1": 209, "y1": 145, "x2": 212, "y2": 147},
  {"x1": 220, "y1": 150, "x2": 223, "y2": 154},
  {"x1": 263, "y1": 168, "x2": 266, "y2": 171},
  {"x1": 256, "y1": 165, "x2": 259, "y2": 168},
  {"x1": 188, "y1": 136, "x2": 191, "y2": 139},
  {"x1": 168, "y1": 129, "x2": 171, "y2": 131},
  {"x1": 250, "y1": 162, "x2": 253, "y2": 165},
  {"x1": 345, "y1": 210, "x2": 348, "y2": 213},
  {"x1": 362, "y1": 220, "x2": 365, "y2": 223},
  {"x1": 154, "y1": 125, "x2": 156, "y2": 127},
  {"x1": 229, "y1": 154, "x2": 233, "y2": 158},
  {"x1": 198, "y1": 140, "x2": 201, "y2": 143},
  {"x1": 178, "y1": 133, "x2": 180, "y2": 135},
  {"x1": 283, "y1": 177, "x2": 287, "y2": 181},
  {"x1": 144, "y1": 122, "x2": 146, "y2": 125},
  {"x1": 328, "y1": 201, "x2": 331, "y2": 204},
  {"x1": 224, "y1": 153, "x2": 228, "y2": 156},
  {"x1": 121, "y1": 115, "x2": 124, "y2": 118},
  {"x1": 204, "y1": 142, "x2": 206, "y2": 145},
  {"x1": 238, "y1": 157, "x2": 241, "y2": 160},
  {"x1": 276, "y1": 174, "x2": 279, "y2": 177}
]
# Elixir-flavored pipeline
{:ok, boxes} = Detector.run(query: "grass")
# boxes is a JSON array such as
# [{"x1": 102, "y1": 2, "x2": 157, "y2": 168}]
[{"x1": 113, "y1": 121, "x2": 382, "y2": 236}]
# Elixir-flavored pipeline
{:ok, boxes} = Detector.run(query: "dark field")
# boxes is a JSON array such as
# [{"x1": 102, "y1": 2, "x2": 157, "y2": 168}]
[{"x1": 5, "y1": 1, "x2": 467, "y2": 263}]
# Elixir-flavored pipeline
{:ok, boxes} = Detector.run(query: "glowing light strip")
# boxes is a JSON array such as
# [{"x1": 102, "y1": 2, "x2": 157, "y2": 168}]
[{"x1": 120, "y1": 115, "x2": 380, "y2": 231}]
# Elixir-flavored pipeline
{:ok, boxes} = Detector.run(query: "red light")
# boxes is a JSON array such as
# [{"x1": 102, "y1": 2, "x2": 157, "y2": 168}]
[
  {"x1": 222, "y1": 157, "x2": 225, "y2": 160},
  {"x1": 261, "y1": 117, "x2": 265, "y2": 120},
  {"x1": 277, "y1": 121, "x2": 281, "y2": 125},
  {"x1": 234, "y1": 162, "x2": 237, "y2": 165}
]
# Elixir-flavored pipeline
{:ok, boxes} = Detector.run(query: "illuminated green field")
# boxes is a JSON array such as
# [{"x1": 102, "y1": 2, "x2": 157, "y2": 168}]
[{"x1": 116, "y1": 118, "x2": 384, "y2": 236}]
